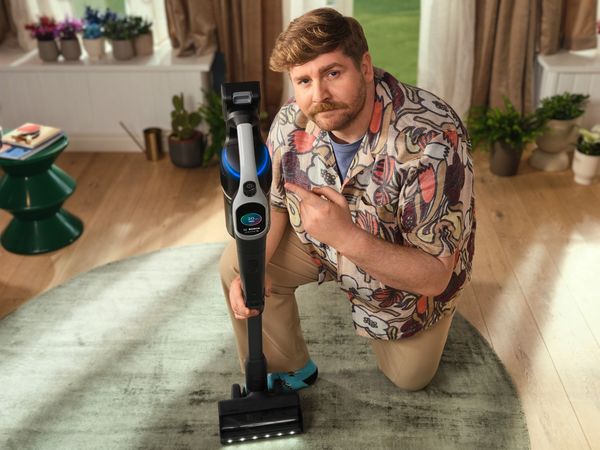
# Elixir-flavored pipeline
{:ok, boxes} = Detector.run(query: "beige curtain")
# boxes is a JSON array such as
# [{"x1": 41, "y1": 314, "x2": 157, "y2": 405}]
[
  {"x1": 0, "y1": 1, "x2": 16, "y2": 44},
  {"x1": 539, "y1": 0, "x2": 598, "y2": 54},
  {"x1": 471, "y1": 0, "x2": 539, "y2": 114},
  {"x1": 165, "y1": 0, "x2": 217, "y2": 56},
  {"x1": 165, "y1": 0, "x2": 283, "y2": 122},
  {"x1": 471, "y1": 0, "x2": 597, "y2": 114}
]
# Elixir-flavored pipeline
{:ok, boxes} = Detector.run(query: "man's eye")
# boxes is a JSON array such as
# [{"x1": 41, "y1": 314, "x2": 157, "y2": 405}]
[
  {"x1": 328, "y1": 71, "x2": 339, "y2": 78},
  {"x1": 297, "y1": 79, "x2": 310, "y2": 85}
]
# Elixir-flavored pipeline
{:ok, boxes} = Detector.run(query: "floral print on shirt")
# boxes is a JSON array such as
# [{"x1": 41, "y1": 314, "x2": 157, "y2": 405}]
[{"x1": 267, "y1": 68, "x2": 476, "y2": 340}]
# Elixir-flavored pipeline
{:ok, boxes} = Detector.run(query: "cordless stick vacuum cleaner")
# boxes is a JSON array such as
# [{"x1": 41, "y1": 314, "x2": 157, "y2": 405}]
[{"x1": 218, "y1": 82, "x2": 304, "y2": 445}]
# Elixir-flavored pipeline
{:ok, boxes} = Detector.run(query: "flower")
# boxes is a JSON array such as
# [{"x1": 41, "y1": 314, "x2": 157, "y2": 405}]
[
  {"x1": 24, "y1": 16, "x2": 58, "y2": 41},
  {"x1": 83, "y1": 23, "x2": 102, "y2": 40},
  {"x1": 577, "y1": 125, "x2": 600, "y2": 156},
  {"x1": 56, "y1": 18, "x2": 83, "y2": 40}
]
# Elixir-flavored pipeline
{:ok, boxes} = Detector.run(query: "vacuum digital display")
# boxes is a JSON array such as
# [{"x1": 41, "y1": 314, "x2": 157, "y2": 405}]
[{"x1": 236, "y1": 203, "x2": 266, "y2": 236}]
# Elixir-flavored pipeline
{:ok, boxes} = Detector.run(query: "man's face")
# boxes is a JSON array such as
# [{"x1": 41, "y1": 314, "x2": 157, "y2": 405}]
[{"x1": 289, "y1": 49, "x2": 370, "y2": 134}]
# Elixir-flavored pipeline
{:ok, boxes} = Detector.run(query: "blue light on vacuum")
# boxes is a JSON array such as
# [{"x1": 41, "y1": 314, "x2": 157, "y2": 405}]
[{"x1": 221, "y1": 145, "x2": 269, "y2": 179}]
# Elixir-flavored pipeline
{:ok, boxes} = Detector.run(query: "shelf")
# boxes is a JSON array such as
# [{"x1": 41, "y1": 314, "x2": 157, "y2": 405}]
[
  {"x1": 537, "y1": 49, "x2": 600, "y2": 74},
  {"x1": 0, "y1": 40, "x2": 214, "y2": 73}
]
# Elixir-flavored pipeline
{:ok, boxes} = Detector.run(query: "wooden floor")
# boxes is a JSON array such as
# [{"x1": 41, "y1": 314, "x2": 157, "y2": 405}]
[{"x1": 0, "y1": 150, "x2": 598, "y2": 449}]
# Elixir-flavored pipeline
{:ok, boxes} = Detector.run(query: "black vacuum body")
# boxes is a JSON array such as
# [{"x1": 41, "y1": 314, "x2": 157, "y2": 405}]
[{"x1": 218, "y1": 82, "x2": 303, "y2": 445}]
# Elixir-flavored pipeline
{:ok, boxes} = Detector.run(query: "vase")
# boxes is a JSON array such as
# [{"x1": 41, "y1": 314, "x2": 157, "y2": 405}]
[
  {"x1": 37, "y1": 40, "x2": 59, "y2": 62},
  {"x1": 572, "y1": 149, "x2": 600, "y2": 185},
  {"x1": 111, "y1": 39, "x2": 135, "y2": 61},
  {"x1": 490, "y1": 141, "x2": 523, "y2": 176},
  {"x1": 530, "y1": 118, "x2": 580, "y2": 172},
  {"x1": 60, "y1": 38, "x2": 82, "y2": 61},
  {"x1": 83, "y1": 37, "x2": 106, "y2": 61},
  {"x1": 134, "y1": 32, "x2": 153, "y2": 56}
]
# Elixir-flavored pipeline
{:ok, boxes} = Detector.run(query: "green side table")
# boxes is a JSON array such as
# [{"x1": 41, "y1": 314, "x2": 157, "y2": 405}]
[{"x1": 0, "y1": 135, "x2": 83, "y2": 254}]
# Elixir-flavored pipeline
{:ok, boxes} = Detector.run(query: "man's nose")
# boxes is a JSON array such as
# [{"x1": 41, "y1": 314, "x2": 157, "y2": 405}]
[{"x1": 312, "y1": 80, "x2": 330, "y2": 103}]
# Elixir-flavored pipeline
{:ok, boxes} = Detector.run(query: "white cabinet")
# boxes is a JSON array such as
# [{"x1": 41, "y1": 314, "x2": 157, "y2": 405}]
[
  {"x1": 536, "y1": 49, "x2": 600, "y2": 129},
  {"x1": 0, "y1": 42, "x2": 214, "y2": 152}
]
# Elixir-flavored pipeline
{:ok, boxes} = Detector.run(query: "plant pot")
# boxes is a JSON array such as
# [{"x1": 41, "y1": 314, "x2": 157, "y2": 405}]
[
  {"x1": 60, "y1": 38, "x2": 82, "y2": 61},
  {"x1": 530, "y1": 118, "x2": 580, "y2": 171},
  {"x1": 572, "y1": 148, "x2": 600, "y2": 185},
  {"x1": 168, "y1": 132, "x2": 205, "y2": 168},
  {"x1": 134, "y1": 32, "x2": 153, "y2": 56},
  {"x1": 490, "y1": 141, "x2": 523, "y2": 176},
  {"x1": 37, "y1": 40, "x2": 59, "y2": 62},
  {"x1": 111, "y1": 39, "x2": 135, "y2": 61},
  {"x1": 83, "y1": 37, "x2": 106, "y2": 61}
]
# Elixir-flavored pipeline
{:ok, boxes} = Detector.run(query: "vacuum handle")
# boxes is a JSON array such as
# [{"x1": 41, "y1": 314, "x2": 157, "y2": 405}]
[{"x1": 236, "y1": 236, "x2": 266, "y2": 310}]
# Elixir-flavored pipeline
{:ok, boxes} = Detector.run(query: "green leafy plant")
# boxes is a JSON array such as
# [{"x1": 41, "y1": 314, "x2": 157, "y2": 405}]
[
  {"x1": 467, "y1": 97, "x2": 542, "y2": 151},
  {"x1": 198, "y1": 90, "x2": 225, "y2": 164},
  {"x1": 103, "y1": 16, "x2": 135, "y2": 40},
  {"x1": 577, "y1": 125, "x2": 600, "y2": 156},
  {"x1": 536, "y1": 92, "x2": 589, "y2": 121},
  {"x1": 171, "y1": 93, "x2": 202, "y2": 140},
  {"x1": 130, "y1": 16, "x2": 152, "y2": 36}
]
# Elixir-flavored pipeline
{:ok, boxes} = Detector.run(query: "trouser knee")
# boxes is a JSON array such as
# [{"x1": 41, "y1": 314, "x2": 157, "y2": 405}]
[
  {"x1": 378, "y1": 365, "x2": 437, "y2": 392},
  {"x1": 218, "y1": 240, "x2": 238, "y2": 288}
]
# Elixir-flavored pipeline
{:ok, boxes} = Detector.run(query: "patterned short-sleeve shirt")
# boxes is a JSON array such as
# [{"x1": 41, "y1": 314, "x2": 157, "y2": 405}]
[{"x1": 267, "y1": 68, "x2": 476, "y2": 340}]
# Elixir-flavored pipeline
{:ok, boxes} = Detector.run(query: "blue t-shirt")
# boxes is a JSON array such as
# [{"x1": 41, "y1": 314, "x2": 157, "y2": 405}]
[{"x1": 330, "y1": 134, "x2": 363, "y2": 181}]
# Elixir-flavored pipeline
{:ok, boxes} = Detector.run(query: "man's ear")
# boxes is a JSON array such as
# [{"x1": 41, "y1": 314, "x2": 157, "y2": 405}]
[{"x1": 361, "y1": 52, "x2": 374, "y2": 82}]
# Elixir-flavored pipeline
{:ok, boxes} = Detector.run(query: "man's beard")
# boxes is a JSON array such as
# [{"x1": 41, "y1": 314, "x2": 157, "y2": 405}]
[{"x1": 307, "y1": 77, "x2": 367, "y2": 132}]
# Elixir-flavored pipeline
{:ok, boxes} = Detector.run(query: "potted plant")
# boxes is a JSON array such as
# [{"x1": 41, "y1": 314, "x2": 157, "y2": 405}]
[
  {"x1": 198, "y1": 90, "x2": 226, "y2": 165},
  {"x1": 24, "y1": 16, "x2": 59, "y2": 62},
  {"x1": 169, "y1": 93, "x2": 205, "y2": 168},
  {"x1": 56, "y1": 18, "x2": 83, "y2": 61},
  {"x1": 82, "y1": 6, "x2": 106, "y2": 61},
  {"x1": 531, "y1": 92, "x2": 589, "y2": 171},
  {"x1": 131, "y1": 16, "x2": 153, "y2": 56},
  {"x1": 104, "y1": 16, "x2": 136, "y2": 61},
  {"x1": 572, "y1": 125, "x2": 600, "y2": 185},
  {"x1": 467, "y1": 97, "x2": 541, "y2": 176}
]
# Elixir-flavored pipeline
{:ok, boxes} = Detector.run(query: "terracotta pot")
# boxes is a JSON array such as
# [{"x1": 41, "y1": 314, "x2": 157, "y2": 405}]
[
  {"x1": 37, "y1": 40, "x2": 59, "y2": 62},
  {"x1": 490, "y1": 141, "x2": 523, "y2": 177},
  {"x1": 60, "y1": 38, "x2": 82, "y2": 61},
  {"x1": 83, "y1": 37, "x2": 106, "y2": 61},
  {"x1": 530, "y1": 118, "x2": 580, "y2": 171},
  {"x1": 111, "y1": 39, "x2": 135, "y2": 61},
  {"x1": 134, "y1": 32, "x2": 153, "y2": 56},
  {"x1": 572, "y1": 149, "x2": 600, "y2": 185}
]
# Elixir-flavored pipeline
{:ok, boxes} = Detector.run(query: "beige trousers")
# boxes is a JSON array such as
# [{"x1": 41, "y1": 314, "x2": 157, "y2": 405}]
[{"x1": 218, "y1": 226, "x2": 454, "y2": 391}]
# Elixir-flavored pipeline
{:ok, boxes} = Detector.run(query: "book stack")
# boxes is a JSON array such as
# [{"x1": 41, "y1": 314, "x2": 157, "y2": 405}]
[{"x1": 0, "y1": 123, "x2": 64, "y2": 161}]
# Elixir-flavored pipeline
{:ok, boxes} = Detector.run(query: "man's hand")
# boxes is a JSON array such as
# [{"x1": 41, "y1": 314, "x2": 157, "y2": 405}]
[
  {"x1": 285, "y1": 182, "x2": 356, "y2": 249},
  {"x1": 229, "y1": 274, "x2": 272, "y2": 320}
]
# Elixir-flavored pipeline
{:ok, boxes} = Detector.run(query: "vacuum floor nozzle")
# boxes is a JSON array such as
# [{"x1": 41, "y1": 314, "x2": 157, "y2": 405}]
[{"x1": 218, "y1": 389, "x2": 303, "y2": 444}]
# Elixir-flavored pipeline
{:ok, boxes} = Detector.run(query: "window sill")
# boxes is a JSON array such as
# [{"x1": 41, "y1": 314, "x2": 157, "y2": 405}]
[{"x1": 0, "y1": 40, "x2": 214, "y2": 73}]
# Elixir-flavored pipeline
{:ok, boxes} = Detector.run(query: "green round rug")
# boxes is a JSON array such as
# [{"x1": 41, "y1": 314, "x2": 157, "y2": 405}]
[{"x1": 0, "y1": 243, "x2": 528, "y2": 449}]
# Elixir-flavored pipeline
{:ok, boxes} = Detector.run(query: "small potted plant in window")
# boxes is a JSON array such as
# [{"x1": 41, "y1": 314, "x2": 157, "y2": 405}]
[
  {"x1": 467, "y1": 97, "x2": 542, "y2": 176},
  {"x1": 56, "y1": 17, "x2": 83, "y2": 61},
  {"x1": 168, "y1": 93, "x2": 205, "y2": 168},
  {"x1": 104, "y1": 15, "x2": 136, "y2": 61},
  {"x1": 531, "y1": 92, "x2": 589, "y2": 171},
  {"x1": 82, "y1": 6, "x2": 105, "y2": 60},
  {"x1": 25, "y1": 16, "x2": 59, "y2": 62},
  {"x1": 572, "y1": 125, "x2": 600, "y2": 185},
  {"x1": 131, "y1": 16, "x2": 153, "y2": 56}
]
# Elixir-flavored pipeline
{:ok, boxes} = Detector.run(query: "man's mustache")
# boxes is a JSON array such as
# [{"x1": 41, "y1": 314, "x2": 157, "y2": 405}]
[{"x1": 309, "y1": 102, "x2": 348, "y2": 115}]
